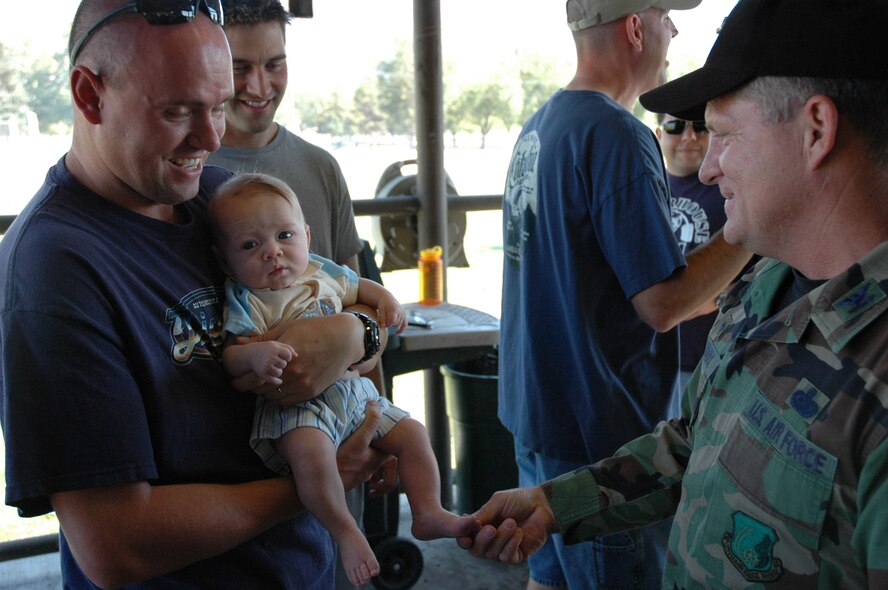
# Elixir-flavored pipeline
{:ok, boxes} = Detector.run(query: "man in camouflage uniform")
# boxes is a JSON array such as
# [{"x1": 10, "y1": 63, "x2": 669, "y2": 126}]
[{"x1": 458, "y1": 0, "x2": 888, "y2": 587}]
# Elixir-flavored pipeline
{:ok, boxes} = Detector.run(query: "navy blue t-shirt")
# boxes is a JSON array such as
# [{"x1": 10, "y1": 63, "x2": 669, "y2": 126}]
[
  {"x1": 0, "y1": 158, "x2": 333, "y2": 588},
  {"x1": 500, "y1": 90, "x2": 685, "y2": 464},
  {"x1": 668, "y1": 172, "x2": 728, "y2": 372}
]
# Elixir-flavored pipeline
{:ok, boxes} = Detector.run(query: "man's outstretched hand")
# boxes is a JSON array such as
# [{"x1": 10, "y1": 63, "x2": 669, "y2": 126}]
[{"x1": 456, "y1": 486, "x2": 557, "y2": 564}]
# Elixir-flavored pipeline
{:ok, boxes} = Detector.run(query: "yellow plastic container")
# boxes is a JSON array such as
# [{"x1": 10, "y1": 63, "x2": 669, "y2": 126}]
[{"x1": 418, "y1": 245, "x2": 443, "y2": 305}]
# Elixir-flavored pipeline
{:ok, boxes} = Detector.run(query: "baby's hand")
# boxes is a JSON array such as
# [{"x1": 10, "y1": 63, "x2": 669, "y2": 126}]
[
  {"x1": 377, "y1": 296, "x2": 407, "y2": 334},
  {"x1": 251, "y1": 341, "x2": 297, "y2": 385}
]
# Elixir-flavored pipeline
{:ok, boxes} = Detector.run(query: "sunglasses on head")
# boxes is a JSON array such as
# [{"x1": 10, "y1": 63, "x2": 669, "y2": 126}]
[
  {"x1": 70, "y1": 0, "x2": 224, "y2": 65},
  {"x1": 661, "y1": 119, "x2": 708, "y2": 135}
]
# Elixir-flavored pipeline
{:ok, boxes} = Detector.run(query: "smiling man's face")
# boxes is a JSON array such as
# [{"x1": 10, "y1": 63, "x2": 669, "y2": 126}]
[
  {"x1": 222, "y1": 20, "x2": 287, "y2": 148},
  {"x1": 656, "y1": 114, "x2": 710, "y2": 178}
]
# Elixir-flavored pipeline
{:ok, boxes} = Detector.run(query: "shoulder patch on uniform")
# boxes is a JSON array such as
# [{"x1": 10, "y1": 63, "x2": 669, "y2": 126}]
[
  {"x1": 722, "y1": 511, "x2": 783, "y2": 582},
  {"x1": 832, "y1": 278, "x2": 885, "y2": 322}
]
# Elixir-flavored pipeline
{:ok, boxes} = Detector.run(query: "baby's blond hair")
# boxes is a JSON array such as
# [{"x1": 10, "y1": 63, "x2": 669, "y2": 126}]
[{"x1": 208, "y1": 172, "x2": 304, "y2": 239}]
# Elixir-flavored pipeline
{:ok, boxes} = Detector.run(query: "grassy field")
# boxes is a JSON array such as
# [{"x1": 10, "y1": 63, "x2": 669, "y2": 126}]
[{"x1": 0, "y1": 132, "x2": 510, "y2": 543}]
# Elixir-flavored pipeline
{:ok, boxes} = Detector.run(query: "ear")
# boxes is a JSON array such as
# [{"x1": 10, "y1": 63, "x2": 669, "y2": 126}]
[
  {"x1": 70, "y1": 66, "x2": 104, "y2": 125},
  {"x1": 802, "y1": 94, "x2": 838, "y2": 171},
  {"x1": 304, "y1": 225, "x2": 311, "y2": 249},
  {"x1": 655, "y1": 127, "x2": 662, "y2": 141},
  {"x1": 624, "y1": 13, "x2": 644, "y2": 53}
]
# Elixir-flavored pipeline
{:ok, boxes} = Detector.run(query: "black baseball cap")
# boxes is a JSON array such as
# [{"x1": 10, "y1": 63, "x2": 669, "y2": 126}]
[{"x1": 640, "y1": 0, "x2": 888, "y2": 121}]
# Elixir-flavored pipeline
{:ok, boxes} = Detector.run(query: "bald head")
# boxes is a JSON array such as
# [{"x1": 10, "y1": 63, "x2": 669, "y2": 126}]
[
  {"x1": 69, "y1": 0, "x2": 229, "y2": 86},
  {"x1": 66, "y1": 0, "x2": 233, "y2": 216},
  {"x1": 129, "y1": 12, "x2": 232, "y2": 87}
]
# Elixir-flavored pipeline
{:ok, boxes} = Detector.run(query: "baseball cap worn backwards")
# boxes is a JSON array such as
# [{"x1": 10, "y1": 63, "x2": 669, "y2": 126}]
[
  {"x1": 640, "y1": 0, "x2": 888, "y2": 121},
  {"x1": 566, "y1": 0, "x2": 701, "y2": 30}
]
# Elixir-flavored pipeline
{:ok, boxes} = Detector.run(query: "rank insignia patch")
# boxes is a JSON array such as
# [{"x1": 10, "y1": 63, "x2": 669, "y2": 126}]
[{"x1": 833, "y1": 278, "x2": 885, "y2": 322}]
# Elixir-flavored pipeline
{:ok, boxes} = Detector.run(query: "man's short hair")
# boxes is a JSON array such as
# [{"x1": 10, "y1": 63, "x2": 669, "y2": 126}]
[
  {"x1": 70, "y1": 0, "x2": 112, "y2": 60},
  {"x1": 734, "y1": 77, "x2": 888, "y2": 168},
  {"x1": 221, "y1": 0, "x2": 290, "y2": 29},
  {"x1": 68, "y1": 0, "x2": 130, "y2": 80}
]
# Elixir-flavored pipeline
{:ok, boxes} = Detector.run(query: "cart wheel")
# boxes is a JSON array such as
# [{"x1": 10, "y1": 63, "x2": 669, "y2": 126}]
[{"x1": 371, "y1": 537, "x2": 423, "y2": 590}]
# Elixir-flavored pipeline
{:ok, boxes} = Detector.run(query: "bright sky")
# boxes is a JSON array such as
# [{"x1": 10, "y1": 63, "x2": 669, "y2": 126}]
[
  {"x1": 288, "y1": 0, "x2": 739, "y2": 92},
  {"x1": 2, "y1": 1, "x2": 738, "y2": 92}
]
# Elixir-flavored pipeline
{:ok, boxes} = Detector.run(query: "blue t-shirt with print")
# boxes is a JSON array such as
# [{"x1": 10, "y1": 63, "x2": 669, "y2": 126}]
[
  {"x1": 0, "y1": 159, "x2": 333, "y2": 588},
  {"x1": 500, "y1": 90, "x2": 685, "y2": 463}
]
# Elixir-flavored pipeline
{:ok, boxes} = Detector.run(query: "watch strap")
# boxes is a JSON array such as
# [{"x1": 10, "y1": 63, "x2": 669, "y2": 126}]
[{"x1": 349, "y1": 311, "x2": 381, "y2": 364}]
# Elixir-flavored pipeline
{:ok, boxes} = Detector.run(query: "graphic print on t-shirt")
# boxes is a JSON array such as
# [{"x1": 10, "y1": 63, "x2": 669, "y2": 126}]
[
  {"x1": 671, "y1": 196, "x2": 712, "y2": 253},
  {"x1": 166, "y1": 286, "x2": 226, "y2": 364},
  {"x1": 504, "y1": 131, "x2": 540, "y2": 264}
]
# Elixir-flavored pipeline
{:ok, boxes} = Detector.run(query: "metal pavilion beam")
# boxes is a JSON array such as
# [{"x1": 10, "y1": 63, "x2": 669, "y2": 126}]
[
  {"x1": 413, "y1": 0, "x2": 448, "y2": 292},
  {"x1": 412, "y1": 0, "x2": 454, "y2": 509}
]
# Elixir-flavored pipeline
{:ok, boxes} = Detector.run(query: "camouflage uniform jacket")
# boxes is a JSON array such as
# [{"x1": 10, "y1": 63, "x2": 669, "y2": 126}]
[{"x1": 544, "y1": 242, "x2": 888, "y2": 588}]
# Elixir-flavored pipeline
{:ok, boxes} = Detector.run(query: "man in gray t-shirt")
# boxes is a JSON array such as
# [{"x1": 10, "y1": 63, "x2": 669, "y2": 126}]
[{"x1": 207, "y1": 1, "x2": 362, "y2": 270}]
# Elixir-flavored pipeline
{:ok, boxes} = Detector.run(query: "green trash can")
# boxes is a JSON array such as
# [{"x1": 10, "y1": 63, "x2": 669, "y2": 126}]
[{"x1": 441, "y1": 352, "x2": 518, "y2": 515}]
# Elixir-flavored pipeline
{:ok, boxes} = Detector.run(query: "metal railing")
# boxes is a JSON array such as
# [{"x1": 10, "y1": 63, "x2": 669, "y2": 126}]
[
  {"x1": 0, "y1": 534, "x2": 58, "y2": 562},
  {"x1": 0, "y1": 196, "x2": 502, "y2": 236},
  {"x1": 352, "y1": 194, "x2": 502, "y2": 217},
  {"x1": 0, "y1": 215, "x2": 15, "y2": 235}
]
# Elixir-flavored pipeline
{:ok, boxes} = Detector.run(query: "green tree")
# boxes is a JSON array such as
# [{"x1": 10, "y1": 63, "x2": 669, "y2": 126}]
[
  {"x1": 375, "y1": 42, "x2": 414, "y2": 141},
  {"x1": 295, "y1": 92, "x2": 352, "y2": 139},
  {"x1": 444, "y1": 94, "x2": 470, "y2": 147},
  {"x1": 0, "y1": 42, "x2": 26, "y2": 123},
  {"x1": 441, "y1": 65, "x2": 462, "y2": 147},
  {"x1": 293, "y1": 93, "x2": 322, "y2": 133},
  {"x1": 21, "y1": 51, "x2": 72, "y2": 134},
  {"x1": 351, "y1": 80, "x2": 385, "y2": 137},
  {"x1": 457, "y1": 81, "x2": 512, "y2": 149},
  {"x1": 518, "y1": 57, "x2": 560, "y2": 125},
  {"x1": 315, "y1": 92, "x2": 352, "y2": 138}
]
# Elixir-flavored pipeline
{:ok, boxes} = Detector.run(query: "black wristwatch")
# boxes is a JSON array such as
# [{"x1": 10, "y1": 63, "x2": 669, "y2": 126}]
[{"x1": 349, "y1": 311, "x2": 381, "y2": 364}]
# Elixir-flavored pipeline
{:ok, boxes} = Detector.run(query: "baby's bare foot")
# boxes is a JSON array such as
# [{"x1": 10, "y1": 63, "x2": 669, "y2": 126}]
[
  {"x1": 338, "y1": 530, "x2": 379, "y2": 586},
  {"x1": 411, "y1": 508, "x2": 481, "y2": 541}
]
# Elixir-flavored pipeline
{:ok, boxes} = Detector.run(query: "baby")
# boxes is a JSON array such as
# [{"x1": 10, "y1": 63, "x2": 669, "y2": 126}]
[{"x1": 208, "y1": 172, "x2": 478, "y2": 586}]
